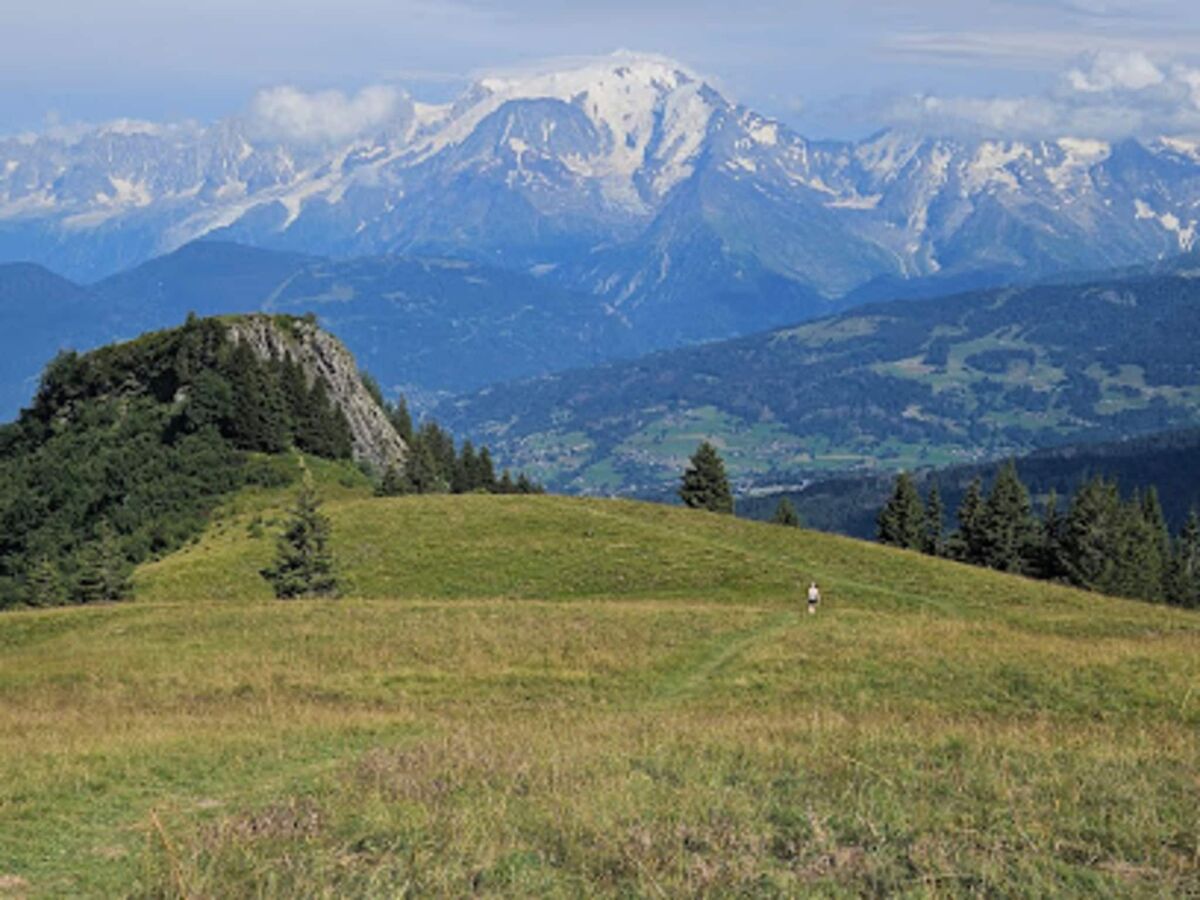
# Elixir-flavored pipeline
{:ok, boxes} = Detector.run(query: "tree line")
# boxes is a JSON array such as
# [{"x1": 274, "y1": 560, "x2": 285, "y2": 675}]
[
  {"x1": 373, "y1": 394, "x2": 543, "y2": 497},
  {"x1": 877, "y1": 462, "x2": 1200, "y2": 608}
]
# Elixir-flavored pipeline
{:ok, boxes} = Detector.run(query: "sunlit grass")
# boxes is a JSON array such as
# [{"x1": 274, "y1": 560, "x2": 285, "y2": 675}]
[{"x1": 2, "y1": 477, "x2": 1198, "y2": 896}]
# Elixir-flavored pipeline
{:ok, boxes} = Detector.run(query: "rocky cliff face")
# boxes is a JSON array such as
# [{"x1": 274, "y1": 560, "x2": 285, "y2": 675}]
[{"x1": 227, "y1": 315, "x2": 407, "y2": 471}]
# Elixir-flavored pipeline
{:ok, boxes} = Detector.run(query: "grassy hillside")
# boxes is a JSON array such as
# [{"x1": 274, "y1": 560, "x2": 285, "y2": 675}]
[{"x1": 2, "y1": 469, "x2": 1198, "y2": 896}]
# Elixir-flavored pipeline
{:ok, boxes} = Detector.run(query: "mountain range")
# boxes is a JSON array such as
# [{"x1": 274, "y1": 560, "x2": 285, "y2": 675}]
[
  {"x1": 0, "y1": 241, "x2": 645, "y2": 419},
  {"x1": 4, "y1": 51, "x2": 1200, "y2": 348}
]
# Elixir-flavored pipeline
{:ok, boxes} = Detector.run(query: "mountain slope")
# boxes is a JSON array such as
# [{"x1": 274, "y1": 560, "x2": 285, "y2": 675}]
[
  {"x1": 0, "y1": 262, "x2": 102, "y2": 416},
  {"x1": 436, "y1": 265, "x2": 1200, "y2": 494},
  {"x1": 2, "y1": 479, "x2": 1198, "y2": 895},
  {"x1": 0, "y1": 241, "x2": 648, "y2": 420},
  {"x1": 4, "y1": 54, "x2": 1200, "y2": 339}
]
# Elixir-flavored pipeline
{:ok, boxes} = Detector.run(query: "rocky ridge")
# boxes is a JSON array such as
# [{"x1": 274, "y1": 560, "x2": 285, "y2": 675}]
[{"x1": 227, "y1": 315, "x2": 406, "y2": 471}]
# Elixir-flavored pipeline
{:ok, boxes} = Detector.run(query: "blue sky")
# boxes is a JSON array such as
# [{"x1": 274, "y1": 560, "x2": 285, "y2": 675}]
[{"x1": 2, "y1": 0, "x2": 1198, "y2": 138}]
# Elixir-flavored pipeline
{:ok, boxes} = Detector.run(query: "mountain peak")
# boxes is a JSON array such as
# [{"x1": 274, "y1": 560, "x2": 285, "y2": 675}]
[
  {"x1": 471, "y1": 51, "x2": 708, "y2": 98},
  {"x1": 406, "y1": 52, "x2": 728, "y2": 204}
]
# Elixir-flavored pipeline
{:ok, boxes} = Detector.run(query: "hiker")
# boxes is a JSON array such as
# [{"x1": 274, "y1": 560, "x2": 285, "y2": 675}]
[{"x1": 807, "y1": 581, "x2": 821, "y2": 615}]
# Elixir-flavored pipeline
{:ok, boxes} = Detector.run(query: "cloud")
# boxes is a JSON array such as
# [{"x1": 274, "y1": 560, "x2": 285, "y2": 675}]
[
  {"x1": 882, "y1": 30, "x2": 1200, "y2": 70},
  {"x1": 247, "y1": 84, "x2": 410, "y2": 143},
  {"x1": 1067, "y1": 50, "x2": 1163, "y2": 92},
  {"x1": 884, "y1": 50, "x2": 1200, "y2": 139}
]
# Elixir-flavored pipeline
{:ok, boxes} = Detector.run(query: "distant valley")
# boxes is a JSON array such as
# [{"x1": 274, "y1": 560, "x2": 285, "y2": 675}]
[{"x1": 436, "y1": 261, "x2": 1200, "y2": 494}]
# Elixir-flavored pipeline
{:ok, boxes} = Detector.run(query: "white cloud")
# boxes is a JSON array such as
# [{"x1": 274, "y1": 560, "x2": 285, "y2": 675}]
[
  {"x1": 247, "y1": 84, "x2": 410, "y2": 143},
  {"x1": 1067, "y1": 50, "x2": 1163, "y2": 92},
  {"x1": 885, "y1": 50, "x2": 1200, "y2": 139},
  {"x1": 1176, "y1": 64, "x2": 1200, "y2": 108}
]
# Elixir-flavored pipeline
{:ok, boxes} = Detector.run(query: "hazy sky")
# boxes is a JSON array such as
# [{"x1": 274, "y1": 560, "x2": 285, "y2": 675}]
[{"x1": 2, "y1": 0, "x2": 1199, "y2": 139}]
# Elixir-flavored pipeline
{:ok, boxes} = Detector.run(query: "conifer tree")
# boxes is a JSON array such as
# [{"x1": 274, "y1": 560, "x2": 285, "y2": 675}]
[
  {"x1": 1142, "y1": 487, "x2": 1171, "y2": 564},
  {"x1": 923, "y1": 483, "x2": 944, "y2": 556},
  {"x1": 181, "y1": 368, "x2": 234, "y2": 434},
  {"x1": 1167, "y1": 511, "x2": 1200, "y2": 608},
  {"x1": 679, "y1": 441, "x2": 734, "y2": 514},
  {"x1": 877, "y1": 472, "x2": 924, "y2": 549},
  {"x1": 294, "y1": 378, "x2": 353, "y2": 460},
  {"x1": 74, "y1": 522, "x2": 131, "y2": 603},
  {"x1": 414, "y1": 422, "x2": 456, "y2": 488},
  {"x1": 453, "y1": 440, "x2": 478, "y2": 493},
  {"x1": 477, "y1": 446, "x2": 497, "y2": 491},
  {"x1": 261, "y1": 482, "x2": 337, "y2": 599},
  {"x1": 377, "y1": 464, "x2": 408, "y2": 497},
  {"x1": 952, "y1": 477, "x2": 987, "y2": 564},
  {"x1": 497, "y1": 469, "x2": 516, "y2": 494},
  {"x1": 221, "y1": 341, "x2": 289, "y2": 453},
  {"x1": 1115, "y1": 490, "x2": 1167, "y2": 602},
  {"x1": 389, "y1": 395, "x2": 414, "y2": 444},
  {"x1": 404, "y1": 439, "x2": 446, "y2": 494},
  {"x1": 278, "y1": 355, "x2": 310, "y2": 436},
  {"x1": 1035, "y1": 490, "x2": 1067, "y2": 581},
  {"x1": 1061, "y1": 476, "x2": 1122, "y2": 593},
  {"x1": 978, "y1": 461, "x2": 1039, "y2": 573},
  {"x1": 26, "y1": 557, "x2": 65, "y2": 607},
  {"x1": 772, "y1": 497, "x2": 801, "y2": 527},
  {"x1": 516, "y1": 473, "x2": 536, "y2": 494}
]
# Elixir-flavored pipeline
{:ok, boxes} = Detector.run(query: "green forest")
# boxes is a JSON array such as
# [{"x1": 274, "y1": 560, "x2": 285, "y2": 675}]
[
  {"x1": 0, "y1": 315, "x2": 357, "y2": 609},
  {"x1": 877, "y1": 463, "x2": 1200, "y2": 609}
]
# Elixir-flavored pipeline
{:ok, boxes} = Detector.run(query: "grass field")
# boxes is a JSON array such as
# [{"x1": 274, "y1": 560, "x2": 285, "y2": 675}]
[{"x1": 2, "y1": 465, "x2": 1198, "y2": 897}]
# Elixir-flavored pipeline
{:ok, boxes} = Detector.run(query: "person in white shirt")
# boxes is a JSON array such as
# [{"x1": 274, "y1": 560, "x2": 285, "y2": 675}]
[{"x1": 807, "y1": 581, "x2": 821, "y2": 615}]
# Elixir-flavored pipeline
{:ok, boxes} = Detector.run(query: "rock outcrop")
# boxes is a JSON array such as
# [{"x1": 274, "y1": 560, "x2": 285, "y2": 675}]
[{"x1": 228, "y1": 315, "x2": 406, "y2": 471}]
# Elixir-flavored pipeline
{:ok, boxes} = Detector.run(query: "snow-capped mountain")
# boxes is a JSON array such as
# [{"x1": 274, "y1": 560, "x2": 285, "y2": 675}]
[{"x1": 3, "y1": 51, "x2": 1200, "y2": 341}]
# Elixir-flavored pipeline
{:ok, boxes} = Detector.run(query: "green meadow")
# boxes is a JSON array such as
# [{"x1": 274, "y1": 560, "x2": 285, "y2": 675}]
[{"x1": 2, "y1": 463, "x2": 1198, "y2": 897}]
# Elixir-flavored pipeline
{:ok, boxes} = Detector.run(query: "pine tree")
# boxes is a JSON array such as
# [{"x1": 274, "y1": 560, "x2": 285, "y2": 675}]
[
  {"x1": 278, "y1": 354, "x2": 310, "y2": 438},
  {"x1": 679, "y1": 442, "x2": 734, "y2": 514},
  {"x1": 1142, "y1": 487, "x2": 1171, "y2": 564},
  {"x1": 923, "y1": 483, "x2": 944, "y2": 556},
  {"x1": 414, "y1": 422, "x2": 456, "y2": 489},
  {"x1": 876, "y1": 472, "x2": 924, "y2": 550},
  {"x1": 376, "y1": 464, "x2": 408, "y2": 497},
  {"x1": 476, "y1": 447, "x2": 497, "y2": 492},
  {"x1": 978, "y1": 461, "x2": 1039, "y2": 573},
  {"x1": 74, "y1": 522, "x2": 131, "y2": 603},
  {"x1": 1061, "y1": 476, "x2": 1122, "y2": 593},
  {"x1": 772, "y1": 497, "x2": 801, "y2": 527},
  {"x1": 1139, "y1": 487, "x2": 1171, "y2": 600},
  {"x1": 951, "y1": 477, "x2": 987, "y2": 564},
  {"x1": 389, "y1": 395, "x2": 414, "y2": 444},
  {"x1": 221, "y1": 341, "x2": 289, "y2": 453},
  {"x1": 453, "y1": 441, "x2": 478, "y2": 493},
  {"x1": 1167, "y1": 511, "x2": 1200, "y2": 609},
  {"x1": 181, "y1": 368, "x2": 234, "y2": 434},
  {"x1": 1035, "y1": 490, "x2": 1067, "y2": 581},
  {"x1": 26, "y1": 557, "x2": 65, "y2": 607},
  {"x1": 294, "y1": 378, "x2": 353, "y2": 460},
  {"x1": 261, "y1": 482, "x2": 337, "y2": 599},
  {"x1": 1114, "y1": 490, "x2": 1167, "y2": 602},
  {"x1": 497, "y1": 469, "x2": 516, "y2": 494},
  {"x1": 404, "y1": 437, "x2": 447, "y2": 494}
]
